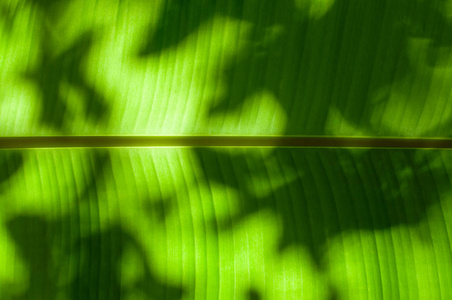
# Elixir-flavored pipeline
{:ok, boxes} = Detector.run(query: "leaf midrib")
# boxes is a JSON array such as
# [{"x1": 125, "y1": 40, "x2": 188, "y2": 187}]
[{"x1": 1, "y1": 136, "x2": 452, "y2": 149}]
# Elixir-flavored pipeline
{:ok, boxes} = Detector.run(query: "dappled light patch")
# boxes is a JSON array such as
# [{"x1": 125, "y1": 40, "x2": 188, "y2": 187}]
[{"x1": 1, "y1": 0, "x2": 452, "y2": 299}]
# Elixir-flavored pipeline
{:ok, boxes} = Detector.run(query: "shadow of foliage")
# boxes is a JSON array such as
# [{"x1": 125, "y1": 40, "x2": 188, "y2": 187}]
[
  {"x1": 0, "y1": 2, "x2": 17, "y2": 32},
  {"x1": 0, "y1": 152, "x2": 23, "y2": 188},
  {"x1": 137, "y1": 0, "x2": 247, "y2": 56},
  {"x1": 196, "y1": 148, "x2": 448, "y2": 262},
  {"x1": 142, "y1": 1, "x2": 452, "y2": 298},
  {"x1": 23, "y1": 29, "x2": 109, "y2": 131},
  {"x1": 3, "y1": 149, "x2": 185, "y2": 299},
  {"x1": 0, "y1": 0, "x2": 110, "y2": 132},
  {"x1": 77, "y1": 150, "x2": 112, "y2": 201},
  {"x1": 0, "y1": 151, "x2": 24, "y2": 200},
  {"x1": 6, "y1": 214, "x2": 185, "y2": 299},
  {"x1": 1, "y1": 0, "x2": 451, "y2": 299},
  {"x1": 247, "y1": 288, "x2": 261, "y2": 300},
  {"x1": 140, "y1": 0, "x2": 452, "y2": 135},
  {"x1": 195, "y1": 147, "x2": 450, "y2": 298}
]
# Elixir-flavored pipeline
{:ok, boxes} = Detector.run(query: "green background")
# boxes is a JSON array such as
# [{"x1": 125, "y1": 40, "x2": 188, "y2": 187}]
[{"x1": 1, "y1": 0, "x2": 452, "y2": 299}]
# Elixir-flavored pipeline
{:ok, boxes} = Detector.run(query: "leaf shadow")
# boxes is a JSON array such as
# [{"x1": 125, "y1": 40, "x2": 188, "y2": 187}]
[
  {"x1": 140, "y1": 1, "x2": 452, "y2": 297},
  {"x1": 0, "y1": 151, "x2": 24, "y2": 196},
  {"x1": 194, "y1": 147, "x2": 451, "y2": 298},
  {"x1": 5, "y1": 214, "x2": 185, "y2": 299},
  {"x1": 22, "y1": 29, "x2": 109, "y2": 131},
  {"x1": 138, "y1": 0, "x2": 452, "y2": 135},
  {"x1": 3, "y1": 150, "x2": 185, "y2": 299},
  {"x1": 0, "y1": 0, "x2": 110, "y2": 132}
]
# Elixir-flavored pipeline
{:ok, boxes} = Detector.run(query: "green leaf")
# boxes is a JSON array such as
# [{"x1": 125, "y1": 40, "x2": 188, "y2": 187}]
[
  {"x1": 1, "y1": 0, "x2": 452, "y2": 299},
  {"x1": 1, "y1": 0, "x2": 452, "y2": 136},
  {"x1": 0, "y1": 148, "x2": 451, "y2": 299}
]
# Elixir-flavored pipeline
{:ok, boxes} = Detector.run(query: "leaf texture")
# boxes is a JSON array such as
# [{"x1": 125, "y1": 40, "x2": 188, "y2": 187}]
[
  {"x1": 0, "y1": 148, "x2": 451, "y2": 299},
  {"x1": 1, "y1": 0, "x2": 452, "y2": 299}
]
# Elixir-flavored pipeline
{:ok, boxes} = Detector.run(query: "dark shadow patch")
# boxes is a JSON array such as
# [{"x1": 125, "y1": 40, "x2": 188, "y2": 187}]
[
  {"x1": 5, "y1": 213, "x2": 185, "y2": 299},
  {"x1": 194, "y1": 147, "x2": 450, "y2": 297},
  {"x1": 77, "y1": 150, "x2": 112, "y2": 202},
  {"x1": 69, "y1": 224, "x2": 185, "y2": 299},
  {"x1": 0, "y1": 152, "x2": 24, "y2": 195},
  {"x1": 247, "y1": 288, "x2": 261, "y2": 300},
  {"x1": 0, "y1": 2, "x2": 18, "y2": 32},
  {"x1": 137, "y1": 0, "x2": 246, "y2": 56},
  {"x1": 22, "y1": 30, "x2": 109, "y2": 131},
  {"x1": 140, "y1": 0, "x2": 452, "y2": 135},
  {"x1": 0, "y1": 152, "x2": 23, "y2": 185},
  {"x1": 3, "y1": 147, "x2": 185, "y2": 299},
  {"x1": 195, "y1": 147, "x2": 446, "y2": 265}
]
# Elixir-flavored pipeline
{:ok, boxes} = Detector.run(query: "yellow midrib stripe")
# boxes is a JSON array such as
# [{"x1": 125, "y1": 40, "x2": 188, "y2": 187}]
[{"x1": 1, "y1": 136, "x2": 452, "y2": 149}]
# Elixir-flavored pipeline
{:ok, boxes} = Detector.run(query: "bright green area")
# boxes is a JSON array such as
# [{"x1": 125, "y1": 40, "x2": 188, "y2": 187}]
[
  {"x1": 2, "y1": 0, "x2": 452, "y2": 299},
  {"x1": 1, "y1": 0, "x2": 452, "y2": 136},
  {"x1": 0, "y1": 148, "x2": 451, "y2": 299}
]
